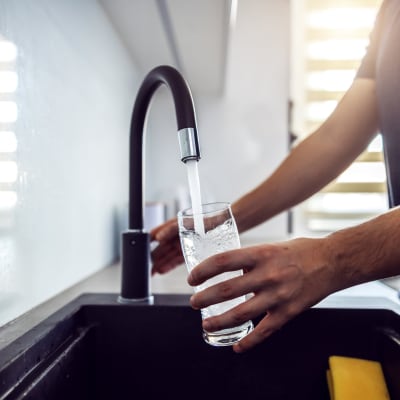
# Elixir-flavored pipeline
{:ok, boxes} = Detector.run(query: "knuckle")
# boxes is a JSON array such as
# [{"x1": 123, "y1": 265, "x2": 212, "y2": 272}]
[
  {"x1": 274, "y1": 286, "x2": 290, "y2": 303},
  {"x1": 284, "y1": 302, "x2": 301, "y2": 320},
  {"x1": 256, "y1": 244, "x2": 277, "y2": 260},
  {"x1": 218, "y1": 281, "x2": 234, "y2": 301},
  {"x1": 258, "y1": 271, "x2": 278, "y2": 289},
  {"x1": 213, "y1": 252, "x2": 230, "y2": 269},
  {"x1": 256, "y1": 246, "x2": 272, "y2": 260},
  {"x1": 255, "y1": 326, "x2": 272, "y2": 341},
  {"x1": 231, "y1": 306, "x2": 252, "y2": 325},
  {"x1": 254, "y1": 313, "x2": 282, "y2": 340},
  {"x1": 204, "y1": 317, "x2": 220, "y2": 331},
  {"x1": 264, "y1": 266, "x2": 286, "y2": 286}
]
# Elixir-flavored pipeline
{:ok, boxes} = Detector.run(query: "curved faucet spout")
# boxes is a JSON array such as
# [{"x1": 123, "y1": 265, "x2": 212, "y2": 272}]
[
  {"x1": 120, "y1": 65, "x2": 201, "y2": 303},
  {"x1": 130, "y1": 65, "x2": 200, "y2": 230},
  {"x1": 131, "y1": 65, "x2": 199, "y2": 140}
]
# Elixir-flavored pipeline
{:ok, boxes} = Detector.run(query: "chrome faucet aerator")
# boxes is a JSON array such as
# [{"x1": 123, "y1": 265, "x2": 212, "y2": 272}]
[
  {"x1": 119, "y1": 65, "x2": 201, "y2": 304},
  {"x1": 178, "y1": 127, "x2": 200, "y2": 162}
]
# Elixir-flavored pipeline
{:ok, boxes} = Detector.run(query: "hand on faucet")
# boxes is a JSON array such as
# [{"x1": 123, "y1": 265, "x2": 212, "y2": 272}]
[{"x1": 150, "y1": 218, "x2": 183, "y2": 275}]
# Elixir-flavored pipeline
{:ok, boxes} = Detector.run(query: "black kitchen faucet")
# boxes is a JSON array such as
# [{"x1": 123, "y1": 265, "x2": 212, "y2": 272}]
[{"x1": 119, "y1": 65, "x2": 201, "y2": 303}]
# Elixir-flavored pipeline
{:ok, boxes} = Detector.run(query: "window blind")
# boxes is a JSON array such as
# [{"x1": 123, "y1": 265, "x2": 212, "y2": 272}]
[{"x1": 292, "y1": 0, "x2": 387, "y2": 232}]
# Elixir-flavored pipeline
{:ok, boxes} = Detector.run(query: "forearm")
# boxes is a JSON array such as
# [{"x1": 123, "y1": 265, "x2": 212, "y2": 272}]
[
  {"x1": 232, "y1": 79, "x2": 378, "y2": 234},
  {"x1": 233, "y1": 128, "x2": 373, "y2": 233},
  {"x1": 325, "y1": 207, "x2": 400, "y2": 292},
  {"x1": 232, "y1": 132, "x2": 351, "y2": 232}
]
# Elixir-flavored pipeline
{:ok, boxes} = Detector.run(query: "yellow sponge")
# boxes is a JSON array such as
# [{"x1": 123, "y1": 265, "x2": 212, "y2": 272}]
[{"x1": 327, "y1": 356, "x2": 390, "y2": 400}]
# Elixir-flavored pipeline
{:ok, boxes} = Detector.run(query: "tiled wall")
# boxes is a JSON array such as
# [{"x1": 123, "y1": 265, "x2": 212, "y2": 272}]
[
  {"x1": 0, "y1": 0, "x2": 137, "y2": 326},
  {"x1": 0, "y1": 0, "x2": 291, "y2": 326}
]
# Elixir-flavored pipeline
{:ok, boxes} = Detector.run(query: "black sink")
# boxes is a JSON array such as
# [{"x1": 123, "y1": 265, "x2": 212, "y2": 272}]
[{"x1": 0, "y1": 293, "x2": 400, "y2": 400}]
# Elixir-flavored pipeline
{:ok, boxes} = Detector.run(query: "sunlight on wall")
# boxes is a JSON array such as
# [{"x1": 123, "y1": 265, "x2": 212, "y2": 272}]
[
  {"x1": 0, "y1": 37, "x2": 18, "y2": 310},
  {"x1": 0, "y1": 38, "x2": 18, "y2": 214},
  {"x1": 308, "y1": 7, "x2": 377, "y2": 30},
  {"x1": 0, "y1": 0, "x2": 136, "y2": 326},
  {"x1": 292, "y1": 0, "x2": 386, "y2": 234}
]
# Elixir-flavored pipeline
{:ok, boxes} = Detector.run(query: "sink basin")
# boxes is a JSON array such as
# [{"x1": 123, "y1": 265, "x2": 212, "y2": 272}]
[{"x1": 0, "y1": 293, "x2": 400, "y2": 399}]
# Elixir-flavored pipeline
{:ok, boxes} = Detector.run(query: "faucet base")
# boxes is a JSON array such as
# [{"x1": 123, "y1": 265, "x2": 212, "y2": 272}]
[
  {"x1": 120, "y1": 230, "x2": 152, "y2": 301},
  {"x1": 117, "y1": 295, "x2": 154, "y2": 305}
]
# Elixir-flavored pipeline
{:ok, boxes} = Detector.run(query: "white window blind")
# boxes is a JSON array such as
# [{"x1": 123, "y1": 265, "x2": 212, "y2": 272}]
[{"x1": 291, "y1": 0, "x2": 387, "y2": 233}]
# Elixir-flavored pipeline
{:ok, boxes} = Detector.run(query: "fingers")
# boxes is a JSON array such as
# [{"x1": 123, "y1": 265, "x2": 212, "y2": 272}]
[
  {"x1": 190, "y1": 271, "x2": 261, "y2": 310},
  {"x1": 196, "y1": 292, "x2": 292, "y2": 353},
  {"x1": 188, "y1": 247, "x2": 257, "y2": 286},
  {"x1": 152, "y1": 253, "x2": 183, "y2": 275},
  {"x1": 185, "y1": 239, "x2": 327, "y2": 353},
  {"x1": 150, "y1": 218, "x2": 182, "y2": 275},
  {"x1": 200, "y1": 293, "x2": 266, "y2": 332},
  {"x1": 150, "y1": 219, "x2": 178, "y2": 242},
  {"x1": 151, "y1": 244, "x2": 183, "y2": 275},
  {"x1": 200, "y1": 298, "x2": 294, "y2": 354},
  {"x1": 151, "y1": 239, "x2": 179, "y2": 262},
  {"x1": 233, "y1": 310, "x2": 289, "y2": 353}
]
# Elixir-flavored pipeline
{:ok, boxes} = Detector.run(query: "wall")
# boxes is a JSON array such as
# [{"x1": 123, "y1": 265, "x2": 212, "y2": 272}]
[
  {"x1": 0, "y1": 0, "x2": 137, "y2": 326},
  {"x1": 0, "y1": 0, "x2": 290, "y2": 326},
  {"x1": 145, "y1": 0, "x2": 290, "y2": 242}
]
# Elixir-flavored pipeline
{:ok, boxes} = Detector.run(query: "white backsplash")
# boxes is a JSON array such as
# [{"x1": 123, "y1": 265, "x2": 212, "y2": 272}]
[
  {"x1": 0, "y1": 0, "x2": 137, "y2": 326},
  {"x1": 0, "y1": 0, "x2": 291, "y2": 327}
]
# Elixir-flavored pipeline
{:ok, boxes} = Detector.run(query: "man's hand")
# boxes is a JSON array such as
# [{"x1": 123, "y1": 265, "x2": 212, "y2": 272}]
[
  {"x1": 150, "y1": 218, "x2": 184, "y2": 275},
  {"x1": 188, "y1": 238, "x2": 335, "y2": 353}
]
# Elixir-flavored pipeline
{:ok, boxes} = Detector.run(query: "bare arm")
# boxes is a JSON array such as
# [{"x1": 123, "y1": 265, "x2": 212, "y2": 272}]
[
  {"x1": 233, "y1": 78, "x2": 379, "y2": 233},
  {"x1": 325, "y1": 206, "x2": 400, "y2": 288},
  {"x1": 188, "y1": 207, "x2": 400, "y2": 353},
  {"x1": 151, "y1": 78, "x2": 379, "y2": 274}
]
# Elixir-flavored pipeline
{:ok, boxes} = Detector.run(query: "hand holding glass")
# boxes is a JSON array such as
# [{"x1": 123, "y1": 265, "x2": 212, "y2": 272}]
[{"x1": 178, "y1": 202, "x2": 253, "y2": 346}]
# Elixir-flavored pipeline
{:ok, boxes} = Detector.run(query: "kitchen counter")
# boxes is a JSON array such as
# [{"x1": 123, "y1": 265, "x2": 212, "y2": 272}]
[
  {"x1": 0, "y1": 260, "x2": 399, "y2": 352},
  {"x1": 0, "y1": 262, "x2": 190, "y2": 352}
]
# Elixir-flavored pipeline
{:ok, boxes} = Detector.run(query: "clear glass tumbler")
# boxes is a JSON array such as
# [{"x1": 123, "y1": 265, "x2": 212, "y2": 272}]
[{"x1": 177, "y1": 202, "x2": 253, "y2": 346}]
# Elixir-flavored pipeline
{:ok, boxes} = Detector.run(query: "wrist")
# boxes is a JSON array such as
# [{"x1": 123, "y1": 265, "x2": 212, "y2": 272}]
[
  {"x1": 324, "y1": 228, "x2": 372, "y2": 291},
  {"x1": 231, "y1": 201, "x2": 250, "y2": 234},
  {"x1": 292, "y1": 236, "x2": 342, "y2": 299}
]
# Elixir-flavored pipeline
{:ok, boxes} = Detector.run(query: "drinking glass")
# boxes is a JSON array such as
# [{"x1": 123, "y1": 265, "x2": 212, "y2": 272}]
[{"x1": 177, "y1": 202, "x2": 253, "y2": 346}]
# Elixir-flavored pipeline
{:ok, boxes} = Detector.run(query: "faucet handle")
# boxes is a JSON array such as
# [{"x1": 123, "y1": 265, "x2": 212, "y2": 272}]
[{"x1": 119, "y1": 230, "x2": 154, "y2": 303}]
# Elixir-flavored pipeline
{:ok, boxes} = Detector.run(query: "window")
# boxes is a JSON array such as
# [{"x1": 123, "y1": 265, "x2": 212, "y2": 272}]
[{"x1": 291, "y1": 0, "x2": 386, "y2": 233}]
